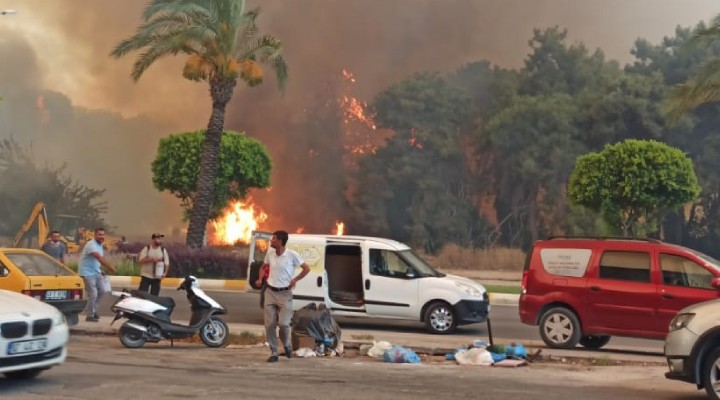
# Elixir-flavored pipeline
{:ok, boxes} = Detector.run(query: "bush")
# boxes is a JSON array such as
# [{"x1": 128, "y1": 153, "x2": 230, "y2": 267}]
[{"x1": 116, "y1": 242, "x2": 249, "y2": 279}]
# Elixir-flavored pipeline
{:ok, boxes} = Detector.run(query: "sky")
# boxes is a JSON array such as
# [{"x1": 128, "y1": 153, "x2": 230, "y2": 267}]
[{"x1": 0, "y1": 0, "x2": 718, "y2": 240}]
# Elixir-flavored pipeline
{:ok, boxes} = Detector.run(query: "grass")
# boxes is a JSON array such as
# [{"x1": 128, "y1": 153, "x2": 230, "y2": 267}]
[
  {"x1": 484, "y1": 285, "x2": 522, "y2": 294},
  {"x1": 228, "y1": 331, "x2": 266, "y2": 346},
  {"x1": 65, "y1": 253, "x2": 140, "y2": 275},
  {"x1": 592, "y1": 356, "x2": 616, "y2": 366},
  {"x1": 421, "y1": 244, "x2": 526, "y2": 271}
]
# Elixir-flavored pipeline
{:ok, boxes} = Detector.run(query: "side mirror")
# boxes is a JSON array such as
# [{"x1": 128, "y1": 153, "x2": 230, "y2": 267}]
[
  {"x1": 405, "y1": 268, "x2": 416, "y2": 279},
  {"x1": 0, "y1": 267, "x2": 7, "y2": 277},
  {"x1": 712, "y1": 277, "x2": 720, "y2": 289}
]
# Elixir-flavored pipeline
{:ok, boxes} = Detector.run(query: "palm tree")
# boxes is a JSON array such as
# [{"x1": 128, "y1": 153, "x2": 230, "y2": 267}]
[
  {"x1": 111, "y1": 0, "x2": 287, "y2": 248},
  {"x1": 666, "y1": 16, "x2": 720, "y2": 123}
]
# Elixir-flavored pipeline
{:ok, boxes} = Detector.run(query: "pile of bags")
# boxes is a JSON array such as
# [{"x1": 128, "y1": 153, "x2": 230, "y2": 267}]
[
  {"x1": 447, "y1": 341, "x2": 528, "y2": 366},
  {"x1": 362, "y1": 340, "x2": 421, "y2": 364},
  {"x1": 291, "y1": 303, "x2": 343, "y2": 357}
]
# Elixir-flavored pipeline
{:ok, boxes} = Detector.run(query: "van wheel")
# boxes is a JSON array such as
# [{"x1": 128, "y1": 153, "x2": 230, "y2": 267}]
[
  {"x1": 539, "y1": 307, "x2": 581, "y2": 349},
  {"x1": 579, "y1": 335, "x2": 611, "y2": 349},
  {"x1": 702, "y1": 346, "x2": 720, "y2": 400},
  {"x1": 424, "y1": 302, "x2": 457, "y2": 334}
]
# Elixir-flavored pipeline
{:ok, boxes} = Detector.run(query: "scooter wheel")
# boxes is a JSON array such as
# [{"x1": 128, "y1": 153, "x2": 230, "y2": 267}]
[
  {"x1": 119, "y1": 323, "x2": 147, "y2": 349},
  {"x1": 200, "y1": 317, "x2": 229, "y2": 348}
]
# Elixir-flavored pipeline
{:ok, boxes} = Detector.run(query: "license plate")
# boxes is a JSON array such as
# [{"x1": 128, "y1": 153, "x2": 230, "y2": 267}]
[
  {"x1": 8, "y1": 339, "x2": 47, "y2": 355},
  {"x1": 45, "y1": 290, "x2": 68, "y2": 300}
]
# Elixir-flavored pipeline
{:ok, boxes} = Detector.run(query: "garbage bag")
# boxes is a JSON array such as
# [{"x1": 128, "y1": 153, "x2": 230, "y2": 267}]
[
  {"x1": 291, "y1": 303, "x2": 342, "y2": 350},
  {"x1": 382, "y1": 345, "x2": 420, "y2": 364},
  {"x1": 505, "y1": 342, "x2": 527, "y2": 359},
  {"x1": 367, "y1": 341, "x2": 393, "y2": 358},
  {"x1": 454, "y1": 348, "x2": 494, "y2": 366}
]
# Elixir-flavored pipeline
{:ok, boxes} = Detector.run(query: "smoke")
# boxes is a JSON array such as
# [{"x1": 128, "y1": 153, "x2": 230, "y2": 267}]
[{"x1": 0, "y1": 0, "x2": 718, "y2": 237}]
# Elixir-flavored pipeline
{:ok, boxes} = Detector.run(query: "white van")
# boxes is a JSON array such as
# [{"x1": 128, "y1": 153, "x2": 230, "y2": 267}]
[{"x1": 246, "y1": 231, "x2": 490, "y2": 334}]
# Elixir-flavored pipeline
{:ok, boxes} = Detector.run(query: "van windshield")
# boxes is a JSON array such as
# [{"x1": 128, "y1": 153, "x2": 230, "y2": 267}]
[
  {"x1": 689, "y1": 249, "x2": 720, "y2": 273},
  {"x1": 398, "y1": 250, "x2": 445, "y2": 278}
]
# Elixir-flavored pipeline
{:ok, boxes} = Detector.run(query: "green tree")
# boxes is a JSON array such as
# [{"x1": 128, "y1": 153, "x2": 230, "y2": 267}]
[
  {"x1": 0, "y1": 138, "x2": 107, "y2": 236},
  {"x1": 568, "y1": 139, "x2": 700, "y2": 236},
  {"x1": 151, "y1": 130, "x2": 271, "y2": 219},
  {"x1": 111, "y1": 0, "x2": 288, "y2": 248}
]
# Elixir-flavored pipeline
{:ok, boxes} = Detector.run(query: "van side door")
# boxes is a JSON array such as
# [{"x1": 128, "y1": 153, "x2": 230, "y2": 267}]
[
  {"x1": 363, "y1": 246, "x2": 419, "y2": 319},
  {"x1": 585, "y1": 248, "x2": 658, "y2": 336},
  {"x1": 656, "y1": 251, "x2": 720, "y2": 333}
]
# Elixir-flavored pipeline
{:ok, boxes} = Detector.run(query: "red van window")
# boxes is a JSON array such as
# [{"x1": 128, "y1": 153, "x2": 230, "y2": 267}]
[
  {"x1": 660, "y1": 254, "x2": 713, "y2": 289},
  {"x1": 599, "y1": 251, "x2": 651, "y2": 283}
]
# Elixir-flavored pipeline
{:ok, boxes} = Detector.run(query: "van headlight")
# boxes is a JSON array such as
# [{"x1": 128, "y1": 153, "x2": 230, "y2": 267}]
[
  {"x1": 456, "y1": 282, "x2": 482, "y2": 297},
  {"x1": 54, "y1": 312, "x2": 67, "y2": 326},
  {"x1": 669, "y1": 313, "x2": 694, "y2": 332}
]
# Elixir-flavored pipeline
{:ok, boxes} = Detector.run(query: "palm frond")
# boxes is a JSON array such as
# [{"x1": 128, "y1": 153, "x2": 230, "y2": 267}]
[
  {"x1": 691, "y1": 14, "x2": 720, "y2": 48},
  {"x1": 665, "y1": 58, "x2": 720, "y2": 123},
  {"x1": 143, "y1": 0, "x2": 211, "y2": 21}
]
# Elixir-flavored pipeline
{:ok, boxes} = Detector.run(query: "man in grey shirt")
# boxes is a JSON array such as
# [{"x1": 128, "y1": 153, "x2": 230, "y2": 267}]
[{"x1": 41, "y1": 230, "x2": 68, "y2": 263}]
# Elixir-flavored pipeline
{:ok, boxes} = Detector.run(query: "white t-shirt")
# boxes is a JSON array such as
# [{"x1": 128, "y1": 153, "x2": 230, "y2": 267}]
[
  {"x1": 264, "y1": 248, "x2": 304, "y2": 288},
  {"x1": 139, "y1": 245, "x2": 170, "y2": 279}
]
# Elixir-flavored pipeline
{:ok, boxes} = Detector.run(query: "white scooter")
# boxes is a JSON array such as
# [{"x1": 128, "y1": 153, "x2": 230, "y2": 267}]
[{"x1": 110, "y1": 275, "x2": 229, "y2": 348}]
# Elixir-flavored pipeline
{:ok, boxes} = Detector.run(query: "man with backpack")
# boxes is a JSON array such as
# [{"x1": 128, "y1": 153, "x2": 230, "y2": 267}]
[{"x1": 137, "y1": 233, "x2": 170, "y2": 296}]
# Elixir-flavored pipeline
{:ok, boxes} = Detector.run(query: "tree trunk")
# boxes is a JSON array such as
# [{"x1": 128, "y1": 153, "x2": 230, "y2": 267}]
[{"x1": 185, "y1": 76, "x2": 237, "y2": 248}]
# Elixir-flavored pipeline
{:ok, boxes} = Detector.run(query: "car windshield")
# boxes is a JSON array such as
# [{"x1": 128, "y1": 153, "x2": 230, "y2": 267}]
[
  {"x1": 689, "y1": 249, "x2": 720, "y2": 273},
  {"x1": 398, "y1": 250, "x2": 445, "y2": 278},
  {"x1": 5, "y1": 253, "x2": 74, "y2": 276}
]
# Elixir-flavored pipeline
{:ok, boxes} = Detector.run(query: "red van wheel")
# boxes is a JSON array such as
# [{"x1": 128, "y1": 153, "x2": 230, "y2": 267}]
[{"x1": 539, "y1": 307, "x2": 581, "y2": 349}]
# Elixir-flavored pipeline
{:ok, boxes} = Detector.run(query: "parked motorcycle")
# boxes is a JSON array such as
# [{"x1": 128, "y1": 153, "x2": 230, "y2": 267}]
[{"x1": 110, "y1": 275, "x2": 229, "y2": 349}]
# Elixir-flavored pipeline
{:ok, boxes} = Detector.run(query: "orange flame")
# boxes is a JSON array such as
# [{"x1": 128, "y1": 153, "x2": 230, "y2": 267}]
[
  {"x1": 211, "y1": 199, "x2": 268, "y2": 245},
  {"x1": 334, "y1": 221, "x2": 345, "y2": 236},
  {"x1": 295, "y1": 226, "x2": 305, "y2": 234},
  {"x1": 36, "y1": 95, "x2": 49, "y2": 125}
]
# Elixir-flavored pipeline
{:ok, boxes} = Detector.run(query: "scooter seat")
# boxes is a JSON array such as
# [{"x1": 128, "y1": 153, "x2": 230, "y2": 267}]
[{"x1": 129, "y1": 290, "x2": 176, "y2": 311}]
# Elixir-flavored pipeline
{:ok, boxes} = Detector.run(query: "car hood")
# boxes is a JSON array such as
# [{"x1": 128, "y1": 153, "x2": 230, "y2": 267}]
[
  {"x1": 421, "y1": 274, "x2": 487, "y2": 295},
  {"x1": 0, "y1": 289, "x2": 60, "y2": 317}
]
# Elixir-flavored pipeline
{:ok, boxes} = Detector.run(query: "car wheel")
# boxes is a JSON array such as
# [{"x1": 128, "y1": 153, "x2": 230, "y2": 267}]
[
  {"x1": 539, "y1": 307, "x2": 582, "y2": 349},
  {"x1": 424, "y1": 302, "x2": 457, "y2": 334},
  {"x1": 4, "y1": 368, "x2": 42, "y2": 380},
  {"x1": 703, "y1": 347, "x2": 720, "y2": 400},
  {"x1": 119, "y1": 322, "x2": 147, "y2": 349},
  {"x1": 579, "y1": 335, "x2": 611, "y2": 349},
  {"x1": 200, "y1": 317, "x2": 229, "y2": 348}
]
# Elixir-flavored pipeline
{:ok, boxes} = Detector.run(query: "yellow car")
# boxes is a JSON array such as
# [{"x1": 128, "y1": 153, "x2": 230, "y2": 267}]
[{"x1": 0, "y1": 248, "x2": 86, "y2": 325}]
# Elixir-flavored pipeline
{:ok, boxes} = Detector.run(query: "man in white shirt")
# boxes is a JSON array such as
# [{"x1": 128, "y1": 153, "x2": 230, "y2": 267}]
[
  {"x1": 137, "y1": 233, "x2": 170, "y2": 296},
  {"x1": 263, "y1": 230, "x2": 310, "y2": 362}
]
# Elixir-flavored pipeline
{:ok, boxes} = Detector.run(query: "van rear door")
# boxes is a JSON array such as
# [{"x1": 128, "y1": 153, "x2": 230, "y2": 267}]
[{"x1": 246, "y1": 231, "x2": 272, "y2": 291}]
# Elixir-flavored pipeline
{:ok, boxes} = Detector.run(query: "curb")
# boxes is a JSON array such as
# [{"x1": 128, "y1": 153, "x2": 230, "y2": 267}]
[{"x1": 108, "y1": 277, "x2": 519, "y2": 306}]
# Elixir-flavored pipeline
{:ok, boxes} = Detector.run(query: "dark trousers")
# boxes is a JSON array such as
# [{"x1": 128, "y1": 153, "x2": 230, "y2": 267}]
[{"x1": 139, "y1": 276, "x2": 162, "y2": 296}]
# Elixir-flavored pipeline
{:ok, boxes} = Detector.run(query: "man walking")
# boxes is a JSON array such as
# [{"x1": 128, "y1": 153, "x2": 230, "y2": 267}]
[
  {"x1": 78, "y1": 228, "x2": 116, "y2": 322},
  {"x1": 263, "y1": 230, "x2": 310, "y2": 362},
  {"x1": 41, "y1": 230, "x2": 68, "y2": 263},
  {"x1": 137, "y1": 233, "x2": 170, "y2": 296}
]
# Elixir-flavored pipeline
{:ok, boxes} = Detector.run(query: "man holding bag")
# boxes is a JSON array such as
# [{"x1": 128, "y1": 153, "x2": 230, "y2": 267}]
[
  {"x1": 79, "y1": 228, "x2": 116, "y2": 322},
  {"x1": 138, "y1": 233, "x2": 170, "y2": 296}
]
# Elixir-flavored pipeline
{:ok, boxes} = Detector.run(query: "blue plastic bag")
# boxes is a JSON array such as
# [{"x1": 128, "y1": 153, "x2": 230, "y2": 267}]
[
  {"x1": 383, "y1": 345, "x2": 421, "y2": 364},
  {"x1": 505, "y1": 343, "x2": 527, "y2": 359}
]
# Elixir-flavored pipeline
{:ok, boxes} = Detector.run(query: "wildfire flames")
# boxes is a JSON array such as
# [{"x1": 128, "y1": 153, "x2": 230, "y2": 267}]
[
  {"x1": 334, "y1": 221, "x2": 345, "y2": 236},
  {"x1": 211, "y1": 199, "x2": 268, "y2": 245}
]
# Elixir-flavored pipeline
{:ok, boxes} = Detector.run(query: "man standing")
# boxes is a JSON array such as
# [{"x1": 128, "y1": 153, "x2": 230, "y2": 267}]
[
  {"x1": 78, "y1": 228, "x2": 116, "y2": 322},
  {"x1": 263, "y1": 230, "x2": 310, "y2": 362},
  {"x1": 41, "y1": 230, "x2": 68, "y2": 264},
  {"x1": 137, "y1": 233, "x2": 170, "y2": 296}
]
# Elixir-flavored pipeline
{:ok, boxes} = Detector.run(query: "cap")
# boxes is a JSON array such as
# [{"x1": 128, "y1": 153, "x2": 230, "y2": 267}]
[{"x1": 151, "y1": 233, "x2": 164, "y2": 239}]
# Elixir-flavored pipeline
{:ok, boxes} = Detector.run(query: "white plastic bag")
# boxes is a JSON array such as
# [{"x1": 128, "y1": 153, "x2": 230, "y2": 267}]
[
  {"x1": 367, "y1": 341, "x2": 393, "y2": 358},
  {"x1": 454, "y1": 348, "x2": 494, "y2": 366},
  {"x1": 102, "y1": 275, "x2": 112, "y2": 293}
]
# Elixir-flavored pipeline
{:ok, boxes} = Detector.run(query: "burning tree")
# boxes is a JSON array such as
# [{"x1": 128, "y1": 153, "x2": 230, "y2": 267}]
[
  {"x1": 151, "y1": 130, "x2": 271, "y2": 228},
  {"x1": 111, "y1": 0, "x2": 287, "y2": 248}
]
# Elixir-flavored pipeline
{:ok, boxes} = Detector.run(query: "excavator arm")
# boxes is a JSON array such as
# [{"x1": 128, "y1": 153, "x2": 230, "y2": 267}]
[{"x1": 13, "y1": 202, "x2": 50, "y2": 248}]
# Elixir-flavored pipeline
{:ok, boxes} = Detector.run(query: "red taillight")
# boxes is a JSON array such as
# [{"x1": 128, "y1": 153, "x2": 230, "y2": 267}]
[
  {"x1": 71, "y1": 289, "x2": 83, "y2": 300},
  {"x1": 521, "y1": 270, "x2": 529, "y2": 294},
  {"x1": 21, "y1": 290, "x2": 43, "y2": 300}
]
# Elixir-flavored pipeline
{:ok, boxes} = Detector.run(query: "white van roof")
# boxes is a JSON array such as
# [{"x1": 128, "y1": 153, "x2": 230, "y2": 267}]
[{"x1": 287, "y1": 233, "x2": 411, "y2": 251}]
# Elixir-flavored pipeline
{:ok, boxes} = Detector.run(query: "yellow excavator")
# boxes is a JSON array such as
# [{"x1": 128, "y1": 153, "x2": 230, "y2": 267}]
[{"x1": 13, "y1": 202, "x2": 119, "y2": 253}]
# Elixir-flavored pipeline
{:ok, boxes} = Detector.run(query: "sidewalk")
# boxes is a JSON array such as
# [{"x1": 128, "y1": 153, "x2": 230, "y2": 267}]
[{"x1": 70, "y1": 317, "x2": 665, "y2": 365}]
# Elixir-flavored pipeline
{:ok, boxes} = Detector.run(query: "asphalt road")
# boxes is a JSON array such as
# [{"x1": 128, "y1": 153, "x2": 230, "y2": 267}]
[
  {"x1": 94, "y1": 287, "x2": 664, "y2": 354},
  {"x1": 0, "y1": 336, "x2": 699, "y2": 400}
]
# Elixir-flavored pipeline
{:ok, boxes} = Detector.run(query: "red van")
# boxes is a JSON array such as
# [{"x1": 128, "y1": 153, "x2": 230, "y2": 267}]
[{"x1": 519, "y1": 236, "x2": 720, "y2": 349}]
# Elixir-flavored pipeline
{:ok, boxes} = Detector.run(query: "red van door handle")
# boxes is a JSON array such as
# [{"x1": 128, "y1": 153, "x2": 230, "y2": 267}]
[
  {"x1": 662, "y1": 292, "x2": 674, "y2": 299},
  {"x1": 590, "y1": 286, "x2": 601, "y2": 291}
]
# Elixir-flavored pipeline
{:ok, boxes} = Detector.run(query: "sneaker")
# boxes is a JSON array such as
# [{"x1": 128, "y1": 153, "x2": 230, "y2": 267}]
[
  {"x1": 284, "y1": 347, "x2": 293, "y2": 359},
  {"x1": 85, "y1": 315, "x2": 99, "y2": 322},
  {"x1": 267, "y1": 355, "x2": 279, "y2": 363}
]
